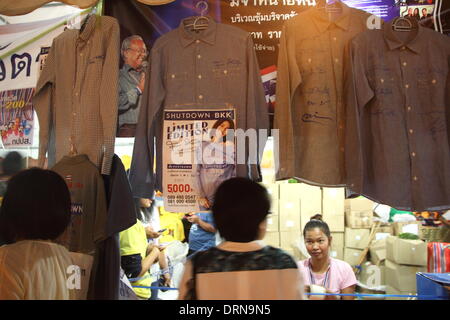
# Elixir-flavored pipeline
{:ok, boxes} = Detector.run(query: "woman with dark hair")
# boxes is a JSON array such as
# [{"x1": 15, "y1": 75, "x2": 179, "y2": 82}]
[
  {"x1": 178, "y1": 178, "x2": 304, "y2": 300},
  {"x1": 413, "y1": 7, "x2": 420, "y2": 20},
  {"x1": 195, "y1": 118, "x2": 236, "y2": 211},
  {"x1": 298, "y1": 214, "x2": 356, "y2": 300},
  {"x1": 0, "y1": 168, "x2": 75, "y2": 299}
]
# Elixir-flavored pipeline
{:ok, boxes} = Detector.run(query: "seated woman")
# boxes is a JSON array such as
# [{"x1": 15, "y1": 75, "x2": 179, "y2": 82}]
[
  {"x1": 298, "y1": 214, "x2": 357, "y2": 300},
  {"x1": 0, "y1": 168, "x2": 75, "y2": 299}
]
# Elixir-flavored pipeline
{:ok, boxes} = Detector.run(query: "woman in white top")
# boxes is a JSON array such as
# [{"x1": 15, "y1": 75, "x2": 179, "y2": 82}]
[{"x1": 0, "y1": 168, "x2": 75, "y2": 300}]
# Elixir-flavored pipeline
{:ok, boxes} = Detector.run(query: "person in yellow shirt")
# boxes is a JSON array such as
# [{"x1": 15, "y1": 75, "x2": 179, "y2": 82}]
[{"x1": 120, "y1": 217, "x2": 170, "y2": 300}]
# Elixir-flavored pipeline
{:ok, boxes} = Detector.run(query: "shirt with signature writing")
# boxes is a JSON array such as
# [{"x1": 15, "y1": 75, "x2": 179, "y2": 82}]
[
  {"x1": 345, "y1": 20, "x2": 450, "y2": 211},
  {"x1": 274, "y1": 2, "x2": 373, "y2": 186}
]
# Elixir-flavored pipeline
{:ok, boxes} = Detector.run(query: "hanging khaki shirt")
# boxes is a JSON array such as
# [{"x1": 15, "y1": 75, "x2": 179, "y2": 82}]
[
  {"x1": 51, "y1": 154, "x2": 108, "y2": 254},
  {"x1": 345, "y1": 21, "x2": 450, "y2": 211},
  {"x1": 33, "y1": 15, "x2": 120, "y2": 175},
  {"x1": 129, "y1": 18, "x2": 269, "y2": 198},
  {"x1": 274, "y1": 3, "x2": 372, "y2": 186}
]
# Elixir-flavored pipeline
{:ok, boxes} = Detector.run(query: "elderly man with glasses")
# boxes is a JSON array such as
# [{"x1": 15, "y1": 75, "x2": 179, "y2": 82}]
[{"x1": 117, "y1": 35, "x2": 148, "y2": 137}]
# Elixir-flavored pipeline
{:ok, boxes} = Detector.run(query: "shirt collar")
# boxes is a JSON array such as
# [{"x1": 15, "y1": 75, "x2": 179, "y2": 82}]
[
  {"x1": 383, "y1": 18, "x2": 423, "y2": 54},
  {"x1": 217, "y1": 240, "x2": 264, "y2": 252},
  {"x1": 311, "y1": 2, "x2": 352, "y2": 34},
  {"x1": 78, "y1": 14, "x2": 96, "y2": 42},
  {"x1": 178, "y1": 17, "x2": 217, "y2": 48}
]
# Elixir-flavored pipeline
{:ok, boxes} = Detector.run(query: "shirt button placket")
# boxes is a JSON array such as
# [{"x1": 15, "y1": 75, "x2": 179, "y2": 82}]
[
  {"x1": 195, "y1": 39, "x2": 203, "y2": 102},
  {"x1": 400, "y1": 49, "x2": 417, "y2": 187}
]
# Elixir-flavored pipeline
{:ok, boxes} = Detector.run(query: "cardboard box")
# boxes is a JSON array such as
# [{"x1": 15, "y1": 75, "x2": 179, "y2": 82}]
[
  {"x1": 345, "y1": 227, "x2": 370, "y2": 249},
  {"x1": 279, "y1": 199, "x2": 301, "y2": 232},
  {"x1": 345, "y1": 211, "x2": 373, "y2": 228},
  {"x1": 393, "y1": 221, "x2": 421, "y2": 236},
  {"x1": 322, "y1": 188, "x2": 345, "y2": 232},
  {"x1": 359, "y1": 261, "x2": 385, "y2": 287},
  {"x1": 374, "y1": 225, "x2": 393, "y2": 241},
  {"x1": 266, "y1": 214, "x2": 279, "y2": 232},
  {"x1": 375, "y1": 225, "x2": 393, "y2": 234},
  {"x1": 386, "y1": 236, "x2": 427, "y2": 266},
  {"x1": 263, "y1": 231, "x2": 280, "y2": 247},
  {"x1": 280, "y1": 230, "x2": 301, "y2": 251},
  {"x1": 263, "y1": 183, "x2": 280, "y2": 200},
  {"x1": 385, "y1": 259, "x2": 425, "y2": 292},
  {"x1": 299, "y1": 184, "x2": 322, "y2": 232},
  {"x1": 279, "y1": 183, "x2": 321, "y2": 232},
  {"x1": 369, "y1": 238, "x2": 386, "y2": 265},
  {"x1": 385, "y1": 285, "x2": 416, "y2": 300},
  {"x1": 279, "y1": 183, "x2": 302, "y2": 201},
  {"x1": 330, "y1": 232, "x2": 344, "y2": 260},
  {"x1": 345, "y1": 197, "x2": 374, "y2": 213},
  {"x1": 344, "y1": 248, "x2": 365, "y2": 266}
]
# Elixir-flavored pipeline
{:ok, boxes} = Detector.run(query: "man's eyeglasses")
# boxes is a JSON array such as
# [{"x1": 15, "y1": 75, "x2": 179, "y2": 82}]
[{"x1": 127, "y1": 48, "x2": 148, "y2": 55}]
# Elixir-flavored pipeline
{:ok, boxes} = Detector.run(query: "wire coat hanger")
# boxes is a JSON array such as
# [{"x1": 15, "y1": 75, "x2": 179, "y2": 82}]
[
  {"x1": 184, "y1": 1, "x2": 209, "y2": 31},
  {"x1": 392, "y1": 16, "x2": 417, "y2": 32}
]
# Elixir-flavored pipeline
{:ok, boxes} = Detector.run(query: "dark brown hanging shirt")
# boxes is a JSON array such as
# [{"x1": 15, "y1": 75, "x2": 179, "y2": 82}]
[
  {"x1": 345, "y1": 20, "x2": 450, "y2": 211},
  {"x1": 274, "y1": 2, "x2": 372, "y2": 186}
]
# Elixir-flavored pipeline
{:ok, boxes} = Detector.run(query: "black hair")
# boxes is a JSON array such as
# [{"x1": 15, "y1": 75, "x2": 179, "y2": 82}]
[
  {"x1": 2, "y1": 151, "x2": 25, "y2": 176},
  {"x1": 211, "y1": 118, "x2": 235, "y2": 143},
  {"x1": 303, "y1": 214, "x2": 331, "y2": 239},
  {"x1": 134, "y1": 197, "x2": 155, "y2": 222},
  {"x1": 0, "y1": 168, "x2": 71, "y2": 244},
  {"x1": 212, "y1": 177, "x2": 270, "y2": 242}
]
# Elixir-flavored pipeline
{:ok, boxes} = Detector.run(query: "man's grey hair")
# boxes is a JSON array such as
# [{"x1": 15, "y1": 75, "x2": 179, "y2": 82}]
[{"x1": 121, "y1": 35, "x2": 145, "y2": 59}]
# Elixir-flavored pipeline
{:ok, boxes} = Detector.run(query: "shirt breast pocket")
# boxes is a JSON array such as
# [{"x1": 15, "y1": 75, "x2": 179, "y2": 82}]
[{"x1": 212, "y1": 66, "x2": 241, "y2": 79}]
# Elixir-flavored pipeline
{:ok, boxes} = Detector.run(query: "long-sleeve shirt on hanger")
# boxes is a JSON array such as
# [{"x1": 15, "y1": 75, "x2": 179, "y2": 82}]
[
  {"x1": 345, "y1": 21, "x2": 450, "y2": 211},
  {"x1": 33, "y1": 15, "x2": 119, "y2": 175},
  {"x1": 274, "y1": 3, "x2": 372, "y2": 186},
  {"x1": 129, "y1": 18, "x2": 269, "y2": 198}
]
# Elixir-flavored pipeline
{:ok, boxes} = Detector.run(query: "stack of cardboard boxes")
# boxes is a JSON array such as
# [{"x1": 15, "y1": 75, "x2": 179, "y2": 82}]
[
  {"x1": 385, "y1": 235, "x2": 427, "y2": 299},
  {"x1": 322, "y1": 188, "x2": 345, "y2": 260},
  {"x1": 343, "y1": 197, "x2": 374, "y2": 266},
  {"x1": 262, "y1": 182, "x2": 323, "y2": 259}
]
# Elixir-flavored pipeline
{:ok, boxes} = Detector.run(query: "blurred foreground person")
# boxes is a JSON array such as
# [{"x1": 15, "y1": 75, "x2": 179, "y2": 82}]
[
  {"x1": 0, "y1": 168, "x2": 75, "y2": 299},
  {"x1": 178, "y1": 177, "x2": 304, "y2": 300}
]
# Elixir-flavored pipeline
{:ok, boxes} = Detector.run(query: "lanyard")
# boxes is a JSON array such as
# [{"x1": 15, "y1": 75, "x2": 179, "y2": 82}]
[{"x1": 308, "y1": 259, "x2": 331, "y2": 288}]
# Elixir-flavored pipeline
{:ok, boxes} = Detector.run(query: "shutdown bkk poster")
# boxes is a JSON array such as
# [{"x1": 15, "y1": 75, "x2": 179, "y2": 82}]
[{"x1": 162, "y1": 108, "x2": 236, "y2": 212}]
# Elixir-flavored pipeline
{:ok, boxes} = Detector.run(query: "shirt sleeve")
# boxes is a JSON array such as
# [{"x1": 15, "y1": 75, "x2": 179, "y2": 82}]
[
  {"x1": 33, "y1": 38, "x2": 57, "y2": 169},
  {"x1": 339, "y1": 261, "x2": 357, "y2": 290},
  {"x1": 245, "y1": 34, "x2": 270, "y2": 181},
  {"x1": 343, "y1": 38, "x2": 374, "y2": 193},
  {"x1": 273, "y1": 23, "x2": 302, "y2": 180},
  {"x1": 93, "y1": 171, "x2": 108, "y2": 244},
  {"x1": 129, "y1": 45, "x2": 166, "y2": 198},
  {"x1": 99, "y1": 17, "x2": 120, "y2": 175}
]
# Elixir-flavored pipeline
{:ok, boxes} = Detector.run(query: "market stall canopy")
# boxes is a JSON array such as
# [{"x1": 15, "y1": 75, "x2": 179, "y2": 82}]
[{"x1": 0, "y1": 0, "x2": 176, "y2": 16}]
